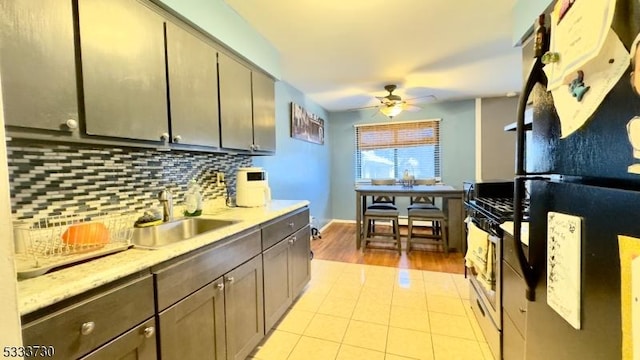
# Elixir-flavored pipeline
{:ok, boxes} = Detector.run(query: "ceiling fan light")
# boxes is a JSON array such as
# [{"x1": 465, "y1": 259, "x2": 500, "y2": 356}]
[{"x1": 381, "y1": 104, "x2": 403, "y2": 118}]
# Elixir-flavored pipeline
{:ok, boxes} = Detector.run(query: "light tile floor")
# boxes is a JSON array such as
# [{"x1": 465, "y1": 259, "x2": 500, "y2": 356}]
[{"x1": 250, "y1": 259, "x2": 494, "y2": 360}]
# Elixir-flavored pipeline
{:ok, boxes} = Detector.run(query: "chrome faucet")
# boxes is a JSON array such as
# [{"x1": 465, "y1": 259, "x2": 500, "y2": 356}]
[{"x1": 158, "y1": 188, "x2": 173, "y2": 222}]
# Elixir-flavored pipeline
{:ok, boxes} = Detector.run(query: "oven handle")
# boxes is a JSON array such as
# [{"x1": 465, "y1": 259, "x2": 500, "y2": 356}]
[{"x1": 514, "y1": 14, "x2": 549, "y2": 302}]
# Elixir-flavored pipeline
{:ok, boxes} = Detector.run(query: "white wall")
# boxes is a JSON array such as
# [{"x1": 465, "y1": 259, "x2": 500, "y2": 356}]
[
  {"x1": 0, "y1": 73, "x2": 23, "y2": 346},
  {"x1": 476, "y1": 96, "x2": 518, "y2": 181}
]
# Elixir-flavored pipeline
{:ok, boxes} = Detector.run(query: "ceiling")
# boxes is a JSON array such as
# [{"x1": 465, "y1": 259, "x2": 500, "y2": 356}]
[{"x1": 224, "y1": 0, "x2": 523, "y2": 113}]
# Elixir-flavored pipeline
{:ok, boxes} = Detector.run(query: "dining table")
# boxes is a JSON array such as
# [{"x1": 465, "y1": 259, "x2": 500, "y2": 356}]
[{"x1": 355, "y1": 184, "x2": 465, "y2": 251}]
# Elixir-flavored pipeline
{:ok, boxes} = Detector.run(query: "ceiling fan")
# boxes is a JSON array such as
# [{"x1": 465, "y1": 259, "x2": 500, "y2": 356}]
[{"x1": 356, "y1": 84, "x2": 436, "y2": 118}]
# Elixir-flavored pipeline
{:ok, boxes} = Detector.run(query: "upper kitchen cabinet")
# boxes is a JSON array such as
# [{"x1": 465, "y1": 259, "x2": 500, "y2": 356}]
[
  {"x1": 0, "y1": 0, "x2": 79, "y2": 131},
  {"x1": 78, "y1": 0, "x2": 168, "y2": 142},
  {"x1": 218, "y1": 53, "x2": 276, "y2": 153},
  {"x1": 252, "y1": 71, "x2": 276, "y2": 152},
  {"x1": 218, "y1": 53, "x2": 253, "y2": 151},
  {"x1": 165, "y1": 22, "x2": 220, "y2": 148}
]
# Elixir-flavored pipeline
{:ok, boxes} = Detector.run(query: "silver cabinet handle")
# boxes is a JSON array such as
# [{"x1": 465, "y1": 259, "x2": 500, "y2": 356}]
[
  {"x1": 65, "y1": 119, "x2": 78, "y2": 129},
  {"x1": 160, "y1": 133, "x2": 169, "y2": 141},
  {"x1": 292, "y1": 236, "x2": 297, "y2": 242},
  {"x1": 289, "y1": 222, "x2": 295, "y2": 228},
  {"x1": 143, "y1": 326, "x2": 155, "y2": 338},
  {"x1": 288, "y1": 239, "x2": 294, "y2": 245},
  {"x1": 225, "y1": 276, "x2": 234, "y2": 284},
  {"x1": 81, "y1": 321, "x2": 95, "y2": 335},
  {"x1": 173, "y1": 135, "x2": 182, "y2": 142},
  {"x1": 518, "y1": 307, "x2": 527, "y2": 313},
  {"x1": 254, "y1": 144, "x2": 260, "y2": 150},
  {"x1": 216, "y1": 283, "x2": 224, "y2": 290},
  {"x1": 249, "y1": 144, "x2": 255, "y2": 151}
]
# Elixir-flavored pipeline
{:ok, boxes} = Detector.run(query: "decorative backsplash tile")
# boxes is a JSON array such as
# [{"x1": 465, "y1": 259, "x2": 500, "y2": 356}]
[{"x1": 7, "y1": 141, "x2": 252, "y2": 221}]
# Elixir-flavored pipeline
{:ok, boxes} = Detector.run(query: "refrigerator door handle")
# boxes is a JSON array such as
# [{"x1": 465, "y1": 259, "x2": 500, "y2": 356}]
[{"x1": 514, "y1": 14, "x2": 550, "y2": 302}]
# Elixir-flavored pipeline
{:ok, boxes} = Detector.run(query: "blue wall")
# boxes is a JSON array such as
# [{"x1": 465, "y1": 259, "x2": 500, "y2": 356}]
[
  {"x1": 253, "y1": 82, "x2": 331, "y2": 228},
  {"x1": 329, "y1": 100, "x2": 476, "y2": 220}
]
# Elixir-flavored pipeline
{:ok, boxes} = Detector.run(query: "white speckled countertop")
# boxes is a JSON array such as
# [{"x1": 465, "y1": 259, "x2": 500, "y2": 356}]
[{"x1": 17, "y1": 199, "x2": 309, "y2": 315}]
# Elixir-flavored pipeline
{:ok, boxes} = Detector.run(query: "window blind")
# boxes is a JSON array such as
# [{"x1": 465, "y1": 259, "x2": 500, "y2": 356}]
[{"x1": 354, "y1": 120, "x2": 441, "y2": 181}]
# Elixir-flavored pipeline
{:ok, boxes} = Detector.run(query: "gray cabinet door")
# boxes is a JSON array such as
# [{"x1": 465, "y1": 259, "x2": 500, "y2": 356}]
[
  {"x1": 263, "y1": 238, "x2": 293, "y2": 331},
  {"x1": 0, "y1": 0, "x2": 78, "y2": 131},
  {"x1": 80, "y1": 318, "x2": 157, "y2": 360},
  {"x1": 159, "y1": 279, "x2": 227, "y2": 360},
  {"x1": 251, "y1": 71, "x2": 275, "y2": 152},
  {"x1": 291, "y1": 226, "x2": 311, "y2": 296},
  {"x1": 166, "y1": 22, "x2": 220, "y2": 147},
  {"x1": 218, "y1": 53, "x2": 253, "y2": 151},
  {"x1": 224, "y1": 255, "x2": 264, "y2": 360},
  {"x1": 78, "y1": 0, "x2": 168, "y2": 141}
]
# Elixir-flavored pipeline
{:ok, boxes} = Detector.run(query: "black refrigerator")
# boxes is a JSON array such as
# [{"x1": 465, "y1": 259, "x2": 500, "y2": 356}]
[{"x1": 512, "y1": 1, "x2": 640, "y2": 359}]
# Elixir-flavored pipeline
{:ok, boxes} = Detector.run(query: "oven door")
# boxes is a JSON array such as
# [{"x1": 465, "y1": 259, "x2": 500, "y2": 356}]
[{"x1": 466, "y1": 218, "x2": 502, "y2": 329}]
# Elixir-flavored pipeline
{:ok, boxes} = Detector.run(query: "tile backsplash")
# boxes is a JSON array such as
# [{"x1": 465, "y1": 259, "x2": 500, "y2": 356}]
[{"x1": 7, "y1": 141, "x2": 252, "y2": 221}]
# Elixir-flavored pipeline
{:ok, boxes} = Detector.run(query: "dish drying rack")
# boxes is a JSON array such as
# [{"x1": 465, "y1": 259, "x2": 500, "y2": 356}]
[{"x1": 14, "y1": 213, "x2": 137, "y2": 279}]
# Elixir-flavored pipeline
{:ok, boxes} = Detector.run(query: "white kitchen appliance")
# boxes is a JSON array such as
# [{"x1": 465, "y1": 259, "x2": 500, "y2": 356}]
[{"x1": 236, "y1": 167, "x2": 271, "y2": 207}]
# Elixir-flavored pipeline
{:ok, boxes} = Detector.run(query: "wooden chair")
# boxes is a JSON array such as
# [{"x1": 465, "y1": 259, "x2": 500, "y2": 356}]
[
  {"x1": 365, "y1": 179, "x2": 398, "y2": 234},
  {"x1": 363, "y1": 208, "x2": 401, "y2": 254},
  {"x1": 368, "y1": 179, "x2": 397, "y2": 210},
  {"x1": 408, "y1": 178, "x2": 440, "y2": 234},
  {"x1": 407, "y1": 207, "x2": 448, "y2": 254},
  {"x1": 361, "y1": 179, "x2": 401, "y2": 253}
]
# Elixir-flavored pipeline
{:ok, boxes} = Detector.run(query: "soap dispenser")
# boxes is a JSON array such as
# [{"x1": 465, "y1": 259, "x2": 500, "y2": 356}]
[{"x1": 184, "y1": 180, "x2": 203, "y2": 216}]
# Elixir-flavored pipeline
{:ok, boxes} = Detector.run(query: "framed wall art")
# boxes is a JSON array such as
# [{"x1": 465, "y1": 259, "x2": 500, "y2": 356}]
[{"x1": 291, "y1": 102, "x2": 324, "y2": 145}]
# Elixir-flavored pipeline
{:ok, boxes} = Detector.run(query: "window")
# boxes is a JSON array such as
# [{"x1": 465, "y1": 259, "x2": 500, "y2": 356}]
[{"x1": 354, "y1": 120, "x2": 441, "y2": 181}]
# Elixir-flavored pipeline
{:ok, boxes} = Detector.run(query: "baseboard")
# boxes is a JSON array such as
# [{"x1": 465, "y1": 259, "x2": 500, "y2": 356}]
[{"x1": 319, "y1": 217, "x2": 433, "y2": 231}]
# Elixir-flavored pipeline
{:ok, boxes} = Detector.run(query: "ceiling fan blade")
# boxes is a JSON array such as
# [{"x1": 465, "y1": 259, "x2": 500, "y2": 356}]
[{"x1": 346, "y1": 104, "x2": 381, "y2": 112}]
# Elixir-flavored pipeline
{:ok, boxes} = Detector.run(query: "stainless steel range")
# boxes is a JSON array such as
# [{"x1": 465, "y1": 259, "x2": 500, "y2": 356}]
[{"x1": 463, "y1": 181, "x2": 526, "y2": 360}]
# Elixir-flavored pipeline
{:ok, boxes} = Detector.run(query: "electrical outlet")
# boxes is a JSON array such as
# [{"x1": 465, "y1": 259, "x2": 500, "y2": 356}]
[{"x1": 216, "y1": 172, "x2": 225, "y2": 186}]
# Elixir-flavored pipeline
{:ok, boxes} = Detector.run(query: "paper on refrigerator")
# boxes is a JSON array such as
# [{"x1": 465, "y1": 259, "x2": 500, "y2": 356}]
[
  {"x1": 547, "y1": 212, "x2": 582, "y2": 330},
  {"x1": 544, "y1": 0, "x2": 617, "y2": 91},
  {"x1": 617, "y1": 235, "x2": 640, "y2": 360},
  {"x1": 549, "y1": 29, "x2": 630, "y2": 138}
]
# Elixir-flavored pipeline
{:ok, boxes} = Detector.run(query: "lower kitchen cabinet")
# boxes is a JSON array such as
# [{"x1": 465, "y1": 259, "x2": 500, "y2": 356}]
[
  {"x1": 80, "y1": 318, "x2": 157, "y2": 360},
  {"x1": 263, "y1": 236, "x2": 294, "y2": 331},
  {"x1": 21, "y1": 274, "x2": 154, "y2": 360},
  {"x1": 224, "y1": 255, "x2": 265, "y2": 360},
  {"x1": 158, "y1": 279, "x2": 226, "y2": 360},
  {"x1": 291, "y1": 226, "x2": 311, "y2": 296},
  {"x1": 263, "y1": 225, "x2": 311, "y2": 331}
]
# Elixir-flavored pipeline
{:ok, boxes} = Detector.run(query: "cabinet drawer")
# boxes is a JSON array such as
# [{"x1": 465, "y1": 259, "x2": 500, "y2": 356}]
[
  {"x1": 22, "y1": 275, "x2": 154, "y2": 360},
  {"x1": 503, "y1": 314, "x2": 525, "y2": 360},
  {"x1": 502, "y1": 261, "x2": 527, "y2": 337},
  {"x1": 153, "y1": 228, "x2": 261, "y2": 311},
  {"x1": 80, "y1": 318, "x2": 157, "y2": 360},
  {"x1": 262, "y1": 208, "x2": 309, "y2": 250}
]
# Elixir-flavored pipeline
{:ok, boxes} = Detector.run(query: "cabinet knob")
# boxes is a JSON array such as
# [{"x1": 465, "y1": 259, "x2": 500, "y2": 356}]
[
  {"x1": 225, "y1": 276, "x2": 234, "y2": 284},
  {"x1": 254, "y1": 144, "x2": 260, "y2": 150},
  {"x1": 518, "y1": 307, "x2": 527, "y2": 313},
  {"x1": 173, "y1": 135, "x2": 182, "y2": 143},
  {"x1": 80, "y1": 321, "x2": 95, "y2": 335},
  {"x1": 160, "y1": 133, "x2": 170, "y2": 141},
  {"x1": 288, "y1": 239, "x2": 294, "y2": 245},
  {"x1": 292, "y1": 236, "x2": 297, "y2": 242},
  {"x1": 289, "y1": 222, "x2": 295, "y2": 228},
  {"x1": 216, "y1": 282, "x2": 224, "y2": 290},
  {"x1": 249, "y1": 144, "x2": 256, "y2": 151},
  {"x1": 65, "y1": 119, "x2": 78, "y2": 129},
  {"x1": 143, "y1": 326, "x2": 155, "y2": 338}
]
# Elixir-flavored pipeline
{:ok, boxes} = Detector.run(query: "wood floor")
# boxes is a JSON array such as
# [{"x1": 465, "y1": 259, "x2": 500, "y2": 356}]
[{"x1": 311, "y1": 222, "x2": 465, "y2": 274}]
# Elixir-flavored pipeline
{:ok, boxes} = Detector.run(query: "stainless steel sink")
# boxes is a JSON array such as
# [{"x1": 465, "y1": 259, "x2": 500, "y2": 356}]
[{"x1": 132, "y1": 218, "x2": 236, "y2": 249}]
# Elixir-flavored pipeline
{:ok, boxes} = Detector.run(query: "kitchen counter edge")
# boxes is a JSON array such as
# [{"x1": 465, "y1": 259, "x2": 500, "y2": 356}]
[{"x1": 17, "y1": 199, "x2": 310, "y2": 315}]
